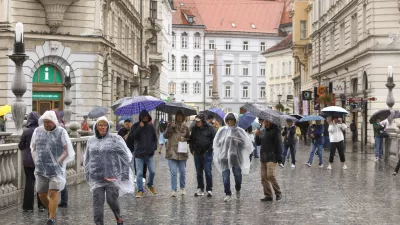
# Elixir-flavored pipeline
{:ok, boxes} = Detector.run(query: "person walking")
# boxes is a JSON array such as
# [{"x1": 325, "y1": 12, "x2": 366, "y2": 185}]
[
  {"x1": 255, "y1": 119, "x2": 283, "y2": 202},
  {"x1": 189, "y1": 114, "x2": 216, "y2": 197},
  {"x1": 130, "y1": 110, "x2": 158, "y2": 198},
  {"x1": 213, "y1": 113, "x2": 253, "y2": 202},
  {"x1": 163, "y1": 110, "x2": 190, "y2": 197},
  {"x1": 280, "y1": 119, "x2": 296, "y2": 168},
  {"x1": 19, "y1": 112, "x2": 45, "y2": 212},
  {"x1": 158, "y1": 119, "x2": 168, "y2": 154},
  {"x1": 305, "y1": 121, "x2": 324, "y2": 168},
  {"x1": 81, "y1": 115, "x2": 89, "y2": 131},
  {"x1": 350, "y1": 120, "x2": 357, "y2": 143},
  {"x1": 84, "y1": 116, "x2": 134, "y2": 225},
  {"x1": 117, "y1": 119, "x2": 131, "y2": 139},
  {"x1": 253, "y1": 119, "x2": 264, "y2": 158},
  {"x1": 373, "y1": 118, "x2": 385, "y2": 161},
  {"x1": 30, "y1": 111, "x2": 75, "y2": 225},
  {"x1": 327, "y1": 117, "x2": 348, "y2": 170}
]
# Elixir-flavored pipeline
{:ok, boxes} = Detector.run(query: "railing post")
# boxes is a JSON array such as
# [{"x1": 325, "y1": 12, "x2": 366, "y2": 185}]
[{"x1": 75, "y1": 139, "x2": 82, "y2": 174}]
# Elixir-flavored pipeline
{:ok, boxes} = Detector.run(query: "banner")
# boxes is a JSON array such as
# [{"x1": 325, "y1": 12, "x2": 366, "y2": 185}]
[
  {"x1": 303, "y1": 100, "x2": 309, "y2": 116},
  {"x1": 294, "y1": 97, "x2": 299, "y2": 115}
]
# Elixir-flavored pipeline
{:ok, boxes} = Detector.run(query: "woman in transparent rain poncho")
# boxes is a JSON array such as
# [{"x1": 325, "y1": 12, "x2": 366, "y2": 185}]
[
  {"x1": 30, "y1": 111, "x2": 75, "y2": 225},
  {"x1": 84, "y1": 116, "x2": 134, "y2": 225},
  {"x1": 213, "y1": 113, "x2": 253, "y2": 202}
]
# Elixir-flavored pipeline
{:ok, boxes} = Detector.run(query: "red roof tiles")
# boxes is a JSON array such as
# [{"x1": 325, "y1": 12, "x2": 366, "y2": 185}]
[
  {"x1": 172, "y1": 0, "x2": 205, "y2": 26},
  {"x1": 263, "y1": 33, "x2": 292, "y2": 54}
]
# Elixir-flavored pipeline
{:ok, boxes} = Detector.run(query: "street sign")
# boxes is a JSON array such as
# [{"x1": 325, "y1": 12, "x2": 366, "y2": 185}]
[
  {"x1": 332, "y1": 81, "x2": 345, "y2": 94},
  {"x1": 302, "y1": 91, "x2": 312, "y2": 100},
  {"x1": 348, "y1": 97, "x2": 377, "y2": 103}
]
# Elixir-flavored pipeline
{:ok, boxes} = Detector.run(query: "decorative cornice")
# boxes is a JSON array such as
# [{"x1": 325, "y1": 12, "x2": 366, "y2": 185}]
[{"x1": 38, "y1": 0, "x2": 79, "y2": 34}]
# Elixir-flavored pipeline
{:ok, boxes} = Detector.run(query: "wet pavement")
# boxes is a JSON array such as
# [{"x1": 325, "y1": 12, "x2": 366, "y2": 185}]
[{"x1": 2, "y1": 142, "x2": 400, "y2": 225}]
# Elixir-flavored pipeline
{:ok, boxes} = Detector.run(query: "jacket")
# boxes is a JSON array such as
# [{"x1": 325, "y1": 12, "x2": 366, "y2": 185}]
[
  {"x1": 328, "y1": 123, "x2": 347, "y2": 142},
  {"x1": 129, "y1": 110, "x2": 157, "y2": 158},
  {"x1": 163, "y1": 111, "x2": 190, "y2": 161},
  {"x1": 18, "y1": 112, "x2": 39, "y2": 168},
  {"x1": 373, "y1": 123, "x2": 384, "y2": 138},
  {"x1": 308, "y1": 124, "x2": 324, "y2": 145},
  {"x1": 282, "y1": 125, "x2": 296, "y2": 146},
  {"x1": 189, "y1": 120, "x2": 216, "y2": 155},
  {"x1": 255, "y1": 125, "x2": 282, "y2": 163}
]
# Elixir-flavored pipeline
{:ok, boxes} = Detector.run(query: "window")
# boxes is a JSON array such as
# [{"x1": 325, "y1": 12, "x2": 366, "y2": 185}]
[
  {"x1": 225, "y1": 86, "x2": 231, "y2": 98},
  {"x1": 194, "y1": 82, "x2": 201, "y2": 94},
  {"x1": 288, "y1": 61, "x2": 292, "y2": 75},
  {"x1": 125, "y1": 25, "x2": 129, "y2": 54},
  {"x1": 168, "y1": 82, "x2": 176, "y2": 94},
  {"x1": 194, "y1": 33, "x2": 201, "y2": 49},
  {"x1": 260, "y1": 64, "x2": 266, "y2": 76},
  {"x1": 363, "y1": 4, "x2": 367, "y2": 38},
  {"x1": 288, "y1": 83, "x2": 292, "y2": 95},
  {"x1": 171, "y1": 55, "x2": 176, "y2": 71},
  {"x1": 300, "y1": 20, "x2": 307, "y2": 40},
  {"x1": 243, "y1": 41, "x2": 249, "y2": 51},
  {"x1": 225, "y1": 64, "x2": 231, "y2": 75},
  {"x1": 260, "y1": 42, "x2": 266, "y2": 52},
  {"x1": 322, "y1": 36, "x2": 326, "y2": 61},
  {"x1": 172, "y1": 32, "x2": 176, "y2": 48},
  {"x1": 225, "y1": 40, "x2": 231, "y2": 50},
  {"x1": 340, "y1": 23, "x2": 345, "y2": 51},
  {"x1": 242, "y1": 86, "x2": 249, "y2": 98},
  {"x1": 150, "y1": 1, "x2": 157, "y2": 19},
  {"x1": 194, "y1": 56, "x2": 201, "y2": 72},
  {"x1": 181, "y1": 82, "x2": 188, "y2": 94},
  {"x1": 330, "y1": 30, "x2": 335, "y2": 57},
  {"x1": 208, "y1": 64, "x2": 214, "y2": 75},
  {"x1": 352, "y1": 14, "x2": 358, "y2": 46},
  {"x1": 209, "y1": 40, "x2": 215, "y2": 49},
  {"x1": 260, "y1": 87, "x2": 266, "y2": 98},
  {"x1": 270, "y1": 64, "x2": 274, "y2": 77},
  {"x1": 150, "y1": 37, "x2": 157, "y2": 53},
  {"x1": 181, "y1": 33, "x2": 188, "y2": 48},
  {"x1": 187, "y1": 16, "x2": 194, "y2": 24},
  {"x1": 181, "y1": 56, "x2": 188, "y2": 71},
  {"x1": 269, "y1": 86, "x2": 273, "y2": 102},
  {"x1": 242, "y1": 64, "x2": 249, "y2": 76},
  {"x1": 208, "y1": 86, "x2": 213, "y2": 97},
  {"x1": 118, "y1": 18, "x2": 122, "y2": 48},
  {"x1": 282, "y1": 62, "x2": 285, "y2": 76}
]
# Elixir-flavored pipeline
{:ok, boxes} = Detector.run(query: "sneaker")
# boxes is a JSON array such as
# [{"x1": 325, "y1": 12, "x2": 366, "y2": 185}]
[
  {"x1": 279, "y1": 163, "x2": 285, "y2": 168},
  {"x1": 58, "y1": 203, "x2": 68, "y2": 208},
  {"x1": 291, "y1": 164, "x2": 296, "y2": 168},
  {"x1": 136, "y1": 191, "x2": 144, "y2": 198},
  {"x1": 393, "y1": 172, "x2": 397, "y2": 176},
  {"x1": 236, "y1": 191, "x2": 241, "y2": 199},
  {"x1": 305, "y1": 162, "x2": 311, "y2": 167},
  {"x1": 170, "y1": 191, "x2": 177, "y2": 197},
  {"x1": 181, "y1": 189, "x2": 186, "y2": 196},
  {"x1": 327, "y1": 164, "x2": 332, "y2": 170},
  {"x1": 47, "y1": 219, "x2": 55, "y2": 225},
  {"x1": 224, "y1": 195, "x2": 232, "y2": 202},
  {"x1": 207, "y1": 191, "x2": 213, "y2": 197},
  {"x1": 276, "y1": 194, "x2": 282, "y2": 201},
  {"x1": 260, "y1": 196, "x2": 273, "y2": 202},
  {"x1": 319, "y1": 164, "x2": 323, "y2": 168},
  {"x1": 39, "y1": 206, "x2": 45, "y2": 212},
  {"x1": 148, "y1": 186, "x2": 157, "y2": 195},
  {"x1": 342, "y1": 164, "x2": 348, "y2": 170},
  {"x1": 194, "y1": 189, "x2": 204, "y2": 197},
  {"x1": 117, "y1": 217, "x2": 124, "y2": 225}
]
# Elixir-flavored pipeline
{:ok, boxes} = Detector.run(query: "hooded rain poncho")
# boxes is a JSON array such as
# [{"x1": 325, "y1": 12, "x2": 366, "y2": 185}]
[
  {"x1": 30, "y1": 111, "x2": 75, "y2": 192},
  {"x1": 84, "y1": 116, "x2": 134, "y2": 196},
  {"x1": 213, "y1": 113, "x2": 253, "y2": 174}
]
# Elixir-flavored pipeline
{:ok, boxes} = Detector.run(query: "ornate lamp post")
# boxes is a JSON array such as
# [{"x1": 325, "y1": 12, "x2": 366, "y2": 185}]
[
  {"x1": 63, "y1": 66, "x2": 73, "y2": 124},
  {"x1": 277, "y1": 94, "x2": 283, "y2": 112},
  {"x1": 386, "y1": 66, "x2": 396, "y2": 129},
  {"x1": 8, "y1": 22, "x2": 29, "y2": 136}
]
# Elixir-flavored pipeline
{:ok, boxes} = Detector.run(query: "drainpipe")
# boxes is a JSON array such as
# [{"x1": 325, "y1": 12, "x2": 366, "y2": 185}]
[
  {"x1": 140, "y1": 0, "x2": 143, "y2": 95},
  {"x1": 318, "y1": 31, "x2": 321, "y2": 114}
]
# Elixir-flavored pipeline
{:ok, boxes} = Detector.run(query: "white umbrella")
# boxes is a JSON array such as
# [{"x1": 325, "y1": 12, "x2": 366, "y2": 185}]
[{"x1": 321, "y1": 106, "x2": 349, "y2": 115}]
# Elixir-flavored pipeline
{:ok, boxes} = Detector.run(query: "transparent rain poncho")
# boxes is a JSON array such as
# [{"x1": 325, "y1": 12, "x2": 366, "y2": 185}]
[
  {"x1": 31, "y1": 111, "x2": 75, "y2": 192},
  {"x1": 84, "y1": 116, "x2": 134, "y2": 196},
  {"x1": 213, "y1": 113, "x2": 253, "y2": 174}
]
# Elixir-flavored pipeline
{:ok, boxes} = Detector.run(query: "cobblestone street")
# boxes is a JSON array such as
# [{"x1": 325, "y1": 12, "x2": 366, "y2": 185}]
[{"x1": 1, "y1": 143, "x2": 400, "y2": 225}]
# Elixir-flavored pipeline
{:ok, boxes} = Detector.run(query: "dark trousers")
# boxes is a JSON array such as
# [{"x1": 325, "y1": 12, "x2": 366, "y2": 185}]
[
  {"x1": 92, "y1": 185, "x2": 121, "y2": 225},
  {"x1": 395, "y1": 159, "x2": 400, "y2": 173},
  {"x1": 60, "y1": 186, "x2": 68, "y2": 204},
  {"x1": 23, "y1": 166, "x2": 44, "y2": 210},
  {"x1": 194, "y1": 152, "x2": 213, "y2": 192},
  {"x1": 329, "y1": 141, "x2": 345, "y2": 163},
  {"x1": 282, "y1": 144, "x2": 296, "y2": 165}
]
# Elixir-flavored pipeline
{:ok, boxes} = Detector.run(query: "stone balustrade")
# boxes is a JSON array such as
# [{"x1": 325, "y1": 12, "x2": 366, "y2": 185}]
[{"x1": 0, "y1": 136, "x2": 90, "y2": 209}]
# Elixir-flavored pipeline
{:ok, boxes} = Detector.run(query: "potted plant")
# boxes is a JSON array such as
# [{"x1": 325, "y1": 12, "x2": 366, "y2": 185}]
[
  {"x1": 284, "y1": 108, "x2": 290, "y2": 114},
  {"x1": 318, "y1": 93, "x2": 336, "y2": 106},
  {"x1": 275, "y1": 103, "x2": 284, "y2": 112}
]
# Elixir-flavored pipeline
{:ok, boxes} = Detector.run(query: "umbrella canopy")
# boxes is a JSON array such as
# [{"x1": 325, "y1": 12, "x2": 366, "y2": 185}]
[
  {"x1": 157, "y1": 102, "x2": 197, "y2": 116},
  {"x1": 114, "y1": 96, "x2": 165, "y2": 116},
  {"x1": 321, "y1": 106, "x2": 349, "y2": 116},
  {"x1": 111, "y1": 97, "x2": 132, "y2": 111},
  {"x1": 201, "y1": 108, "x2": 226, "y2": 124},
  {"x1": 290, "y1": 114, "x2": 304, "y2": 120},
  {"x1": 369, "y1": 109, "x2": 400, "y2": 124},
  {"x1": 0, "y1": 105, "x2": 11, "y2": 116},
  {"x1": 299, "y1": 115, "x2": 325, "y2": 122},
  {"x1": 242, "y1": 103, "x2": 281, "y2": 126},
  {"x1": 238, "y1": 112, "x2": 256, "y2": 130},
  {"x1": 88, "y1": 106, "x2": 109, "y2": 119},
  {"x1": 280, "y1": 114, "x2": 298, "y2": 122}
]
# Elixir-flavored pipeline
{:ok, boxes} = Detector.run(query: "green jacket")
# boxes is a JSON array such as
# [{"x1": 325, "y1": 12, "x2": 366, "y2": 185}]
[{"x1": 373, "y1": 123, "x2": 384, "y2": 138}]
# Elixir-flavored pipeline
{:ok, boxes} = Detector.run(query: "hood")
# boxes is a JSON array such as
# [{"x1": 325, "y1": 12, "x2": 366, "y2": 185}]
[
  {"x1": 94, "y1": 116, "x2": 111, "y2": 139},
  {"x1": 224, "y1": 113, "x2": 239, "y2": 128},
  {"x1": 26, "y1": 112, "x2": 39, "y2": 128},
  {"x1": 139, "y1": 110, "x2": 152, "y2": 122},
  {"x1": 53, "y1": 110, "x2": 65, "y2": 128},
  {"x1": 175, "y1": 110, "x2": 185, "y2": 124},
  {"x1": 39, "y1": 111, "x2": 59, "y2": 127}
]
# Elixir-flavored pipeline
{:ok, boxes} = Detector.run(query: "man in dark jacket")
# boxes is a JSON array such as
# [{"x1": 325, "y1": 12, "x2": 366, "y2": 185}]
[
  {"x1": 18, "y1": 112, "x2": 45, "y2": 212},
  {"x1": 190, "y1": 114, "x2": 216, "y2": 197},
  {"x1": 281, "y1": 119, "x2": 296, "y2": 168},
  {"x1": 130, "y1": 110, "x2": 157, "y2": 198},
  {"x1": 255, "y1": 119, "x2": 282, "y2": 202}
]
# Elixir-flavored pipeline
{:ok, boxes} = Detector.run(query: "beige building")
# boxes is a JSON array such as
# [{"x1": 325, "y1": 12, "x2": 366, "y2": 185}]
[
  {"x1": 309, "y1": 0, "x2": 400, "y2": 148},
  {"x1": 0, "y1": 0, "x2": 171, "y2": 130}
]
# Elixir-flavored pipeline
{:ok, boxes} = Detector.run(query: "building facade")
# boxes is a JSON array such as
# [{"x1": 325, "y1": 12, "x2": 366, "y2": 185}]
[{"x1": 309, "y1": 0, "x2": 400, "y2": 147}]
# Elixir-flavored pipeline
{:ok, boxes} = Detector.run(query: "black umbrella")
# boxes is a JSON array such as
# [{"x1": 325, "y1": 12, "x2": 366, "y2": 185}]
[
  {"x1": 242, "y1": 103, "x2": 281, "y2": 126},
  {"x1": 88, "y1": 106, "x2": 109, "y2": 119},
  {"x1": 290, "y1": 114, "x2": 304, "y2": 120},
  {"x1": 157, "y1": 102, "x2": 197, "y2": 116},
  {"x1": 369, "y1": 109, "x2": 400, "y2": 124}
]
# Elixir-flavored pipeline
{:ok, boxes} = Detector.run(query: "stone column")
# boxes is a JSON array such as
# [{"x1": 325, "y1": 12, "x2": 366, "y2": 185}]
[{"x1": 385, "y1": 66, "x2": 398, "y2": 161}]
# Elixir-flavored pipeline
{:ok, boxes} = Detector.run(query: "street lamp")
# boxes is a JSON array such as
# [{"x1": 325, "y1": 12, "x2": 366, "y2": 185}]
[
  {"x1": 386, "y1": 65, "x2": 396, "y2": 128},
  {"x1": 63, "y1": 66, "x2": 73, "y2": 125},
  {"x1": 277, "y1": 94, "x2": 282, "y2": 105},
  {"x1": 133, "y1": 64, "x2": 138, "y2": 76},
  {"x1": 8, "y1": 22, "x2": 29, "y2": 136}
]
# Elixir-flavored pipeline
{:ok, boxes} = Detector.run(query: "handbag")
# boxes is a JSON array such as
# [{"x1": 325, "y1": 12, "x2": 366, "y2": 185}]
[{"x1": 177, "y1": 141, "x2": 188, "y2": 153}]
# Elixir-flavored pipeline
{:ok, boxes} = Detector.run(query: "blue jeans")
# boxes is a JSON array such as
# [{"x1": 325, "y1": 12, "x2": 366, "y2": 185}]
[
  {"x1": 282, "y1": 144, "x2": 296, "y2": 165},
  {"x1": 194, "y1": 152, "x2": 213, "y2": 192},
  {"x1": 222, "y1": 166, "x2": 242, "y2": 196},
  {"x1": 308, "y1": 143, "x2": 323, "y2": 165},
  {"x1": 135, "y1": 156, "x2": 156, "y2": 192},
  {"x1": 168, "y1": 159, "x2": 186, "y2": 191},
  {"x1": 374, "y1": 137, "x2": 382, "y2": 158},
  {"x1": 253, "y1": 142, "x2": 259, "y2": 157}
]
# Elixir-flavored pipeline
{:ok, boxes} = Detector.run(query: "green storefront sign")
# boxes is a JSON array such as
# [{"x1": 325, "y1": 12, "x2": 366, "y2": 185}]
[{"x1": 32, "y1": 92, "x2": 61, "y2": 100}]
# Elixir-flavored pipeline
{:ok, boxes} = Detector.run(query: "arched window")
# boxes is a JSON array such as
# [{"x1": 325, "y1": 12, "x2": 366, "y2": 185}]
[
  {"x1": 363, "y1": 71, "x2": 368, "y2": 90},
  {"x1": 352, "y1": 78, "x2": 358, "y2": 94},
  {"x1": 194, "y1": 55, "x2": 201, "y2": 72}
]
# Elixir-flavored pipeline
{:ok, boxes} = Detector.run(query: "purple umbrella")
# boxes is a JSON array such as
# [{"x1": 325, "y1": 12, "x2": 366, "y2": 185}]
[
  {"x1": 201, "y1": 108, "x2": 226, "y2": 124},
  {"x1": 114, "y1": 96, "x2": 165, "y2": 116},
  {"x1": 238, "y1": 112, "x2": 256, "y2": 130}
]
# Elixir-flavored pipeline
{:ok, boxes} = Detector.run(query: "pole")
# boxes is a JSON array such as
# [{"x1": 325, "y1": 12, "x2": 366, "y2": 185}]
[
  {"x1": 318, "y1": 31, "x2": 321, "y2": 114},
  {"x1": 211, "y1": 48, "x2": 220, "y2": 107}
]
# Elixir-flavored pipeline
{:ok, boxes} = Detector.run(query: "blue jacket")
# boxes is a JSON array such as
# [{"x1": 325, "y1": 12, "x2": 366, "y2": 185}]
[{"x1": 308, "y1": 124, "x2": 324, "y2": 145}]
